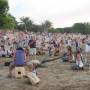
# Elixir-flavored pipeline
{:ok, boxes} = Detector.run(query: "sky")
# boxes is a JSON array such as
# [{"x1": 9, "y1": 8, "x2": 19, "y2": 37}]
[{"x1": 8, "y1": 0, "x2": 90, "y2": 28}]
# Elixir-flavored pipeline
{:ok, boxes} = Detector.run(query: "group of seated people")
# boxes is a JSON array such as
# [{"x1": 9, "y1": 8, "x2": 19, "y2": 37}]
[
  {"x1": 0, "y1": 43, "x2": 59, "y2": 57},
  {"x1": 62, "y1": 46, "x2": 84, "y2": 70},
  {"x1": 4, "y1": 44, "x2": 85, "y2": 77},
  {"x1": 1, "y1": 42, "x2": 85, "y2": 77},
  {"x1": 8, "y1": 45, "x2": 85, "y2": 78},
  {"x1": 0, "y1": 46, "x2": 14, "y2": 57}
]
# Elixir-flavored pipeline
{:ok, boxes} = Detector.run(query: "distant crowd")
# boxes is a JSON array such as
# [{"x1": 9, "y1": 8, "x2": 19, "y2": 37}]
[{"x1": 0, "y1": 31, "x2": 90, "y2": 58}]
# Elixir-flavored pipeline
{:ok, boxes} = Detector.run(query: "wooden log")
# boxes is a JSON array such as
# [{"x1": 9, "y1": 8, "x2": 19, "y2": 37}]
[{"x1": 40, "y1": 56, "x2": 62, "y2": 64}]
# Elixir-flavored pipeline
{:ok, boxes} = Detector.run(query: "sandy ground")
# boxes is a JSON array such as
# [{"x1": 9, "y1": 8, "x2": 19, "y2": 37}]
[{"x1": 0, "y1": 55, "x2": 90, "y2": 90}]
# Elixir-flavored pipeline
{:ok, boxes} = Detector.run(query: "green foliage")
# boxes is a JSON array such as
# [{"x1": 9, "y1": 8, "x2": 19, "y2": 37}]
[
  {"x1": 55, "y1": 22, "x2": 90, "y2": 34},
  {"x1": 0, "y1": 0, "x2": 16, "y2": 29},
  {"x1": 0, "y1": 14, "x2": 16, "y2": 29},
  {"x1": 18, "y1": 17, "x2": 33, "y2": 31},
  {"x1": 3, "y1": 15, "x2": 16, "y2": 29},
  {"x1": 0, "y1": 0, "x2": 9, "y2": 15},
  {"x1": 72, "y1": 23, "x2": 86, "y2": 33}
]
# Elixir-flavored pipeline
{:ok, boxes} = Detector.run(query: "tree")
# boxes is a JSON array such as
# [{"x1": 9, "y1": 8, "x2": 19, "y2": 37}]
[
  {"x1": 31, "y1": 25, "x2": 43, "y2": 32},
  {"x1": 0, "y1": 0, "x2": 16, "y2": 29},
  {"x1": 55, "y1": 22, "x2": 90, "y2": 34},
  {"x1": 2, "y1": 14, "x2": 16, "y2": 29},
  {"x1": 0, "y1": 0, "x2": 9, "y2": 15},
  {"x1": 84, "y1": 22, "x2": 90, "y2": 34},
  {"x1": 19, "y1": 17, "x2": 33, "y2": 31},
  {"x1": 41, "y1": 20, "x2": 52, "y2": 32},
  {"x1": 72, "y1": 23, "x2": 86, "y2": 34}
]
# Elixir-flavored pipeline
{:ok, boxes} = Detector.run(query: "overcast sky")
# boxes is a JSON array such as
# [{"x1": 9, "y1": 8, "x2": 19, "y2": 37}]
[{"x1": 8, "y1": 0, "x2": 90, "y2": 28}]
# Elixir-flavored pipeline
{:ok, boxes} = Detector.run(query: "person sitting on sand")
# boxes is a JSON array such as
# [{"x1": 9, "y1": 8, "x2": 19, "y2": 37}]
[
  {"x1": 8, "y1": 47, "x2": 40, "y2": 77},
  {"x1": 62, "y1": 46, "x2": 73, "y2": 62},
  {"x1": 67, "y1": 46, "x2": 73, "y2": 61},
  {"x1": 75, "y1": 49, "x2": 84, "y2": 69}
]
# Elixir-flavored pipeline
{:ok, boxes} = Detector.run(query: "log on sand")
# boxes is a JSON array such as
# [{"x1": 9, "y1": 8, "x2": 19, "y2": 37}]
[{"x1": 40, "y1": 56, "x2": 62, "y2": 64}]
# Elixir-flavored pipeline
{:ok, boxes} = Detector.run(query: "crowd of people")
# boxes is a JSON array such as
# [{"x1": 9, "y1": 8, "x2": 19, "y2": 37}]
[
  {"x1": 0, "y1": 31, "x2": 90, "y2": 57},
  {"x1": 0, "y1": 31, "x2": 90, "y2": 77}
]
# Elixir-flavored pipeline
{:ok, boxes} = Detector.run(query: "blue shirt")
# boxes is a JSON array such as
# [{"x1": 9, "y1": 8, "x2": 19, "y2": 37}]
[{"x1": 15, "y1": 50, "x2": 26, "y2": 66}]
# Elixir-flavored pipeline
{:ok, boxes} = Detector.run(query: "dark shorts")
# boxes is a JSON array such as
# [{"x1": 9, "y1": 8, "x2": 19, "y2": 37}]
[{"x1": 9, "y1": 61, "x2": 32, "y2": 68}]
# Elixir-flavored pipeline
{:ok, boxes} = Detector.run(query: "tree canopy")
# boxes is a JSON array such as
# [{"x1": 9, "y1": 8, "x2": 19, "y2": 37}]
[
  {"x1": 0, "y1": 0, "x2": 9, "y2": 15},
  {"x1": 55, "y1": 23, "x2": 90, "y2": 34},
  {"x1": 0, "y1": 0, "x2": 16, "y2": 29}
]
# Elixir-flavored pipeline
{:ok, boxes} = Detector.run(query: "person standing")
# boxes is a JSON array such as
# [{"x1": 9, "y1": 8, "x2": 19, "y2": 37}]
[{"x1": 28, "y1": 36, "x2": 37, "y2": 60}]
